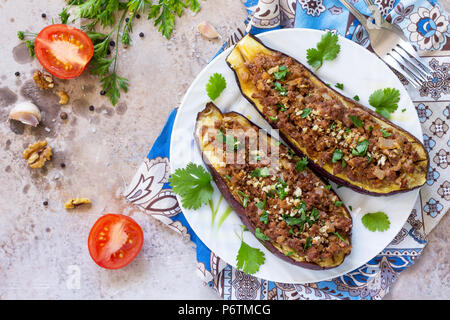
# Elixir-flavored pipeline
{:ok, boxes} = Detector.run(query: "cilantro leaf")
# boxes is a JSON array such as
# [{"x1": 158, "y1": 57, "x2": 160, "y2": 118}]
[
  {"x1": 361, "y1": 211, "x2": 390, "y2": 232},
  {"x1": 380, "y1": 128, "x2": 391, "y2": 137},
  {"x1": 369, "y1": 88, "x2": 401, "y2": 119},
  {"x1": 206, "y1": 73, "x2": 227, "y2": 100},
  {"x1": 259, "y1": 211, "x2": 269, "y2": 224},
  {"x1": 273, "y1": 66, "x2": 289, "y2": 80},
  {"x1": 295, "y1": 157, "x2": 308, "y2": 172},
  {"x1": 255, "y1": 228, "x2": 270, "y2": 241},
  {"x1": 306, "y1": 31, "x2": 341, "y2": 70},
  {"x1": 273, "y1": 82, "x2": 287, "y2": 96},
  {"x1": 349, "y1": 115, "x2": 362, "y2": 128},
  {"x1": 301, "y1": 108, "x2": 313, "y2": 118},
  {"x1": 332, "y1": 149, "x2": 343, "y2": 163},
  {"x1": 252, "y1": 167, "x2": 270, "y2": 178},
  {"x1": 352, "y1": 139, "x2": 370, "y2": 156},
  {"x1": 169, "y1": 162, "x2": 214, "y2": 210},
  {"x1": 335, "y1": 83, "x2": 344, "y2": 90},
  {"x1": 236, "y1": 240, "x2": 265, "y2": 275}
]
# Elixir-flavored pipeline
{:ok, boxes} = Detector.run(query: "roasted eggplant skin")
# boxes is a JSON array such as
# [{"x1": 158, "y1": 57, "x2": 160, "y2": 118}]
[
  {"x1": 225, "y1": 34, "x2": 429, "y2": 196},
  {"x1": 195, "y1": 102, "x2": 352, "y2": 270}
]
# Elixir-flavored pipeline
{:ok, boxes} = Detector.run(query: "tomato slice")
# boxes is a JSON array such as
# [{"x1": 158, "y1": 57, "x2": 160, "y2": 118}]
[
  {"x1": 88, "y1": 214, "x2": 144, "y2": 270},
  {"x1": 34, "y1": 24, "x2": 94, "y2": 79}
]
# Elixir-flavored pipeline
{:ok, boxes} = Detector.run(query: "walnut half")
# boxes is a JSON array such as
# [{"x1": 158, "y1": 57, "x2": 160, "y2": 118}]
[
  {"x1": 58, "y1": 90, "x2": 69, "y2": 105},
  {"x1": 64, "y1": 198, "x2": 91, "y2": 209},
  {"x1": 33, "y1": 70, "x2": 54, "y2": 90},
  {"x1": 23, "y1": 140, "x2": 52, "y2": 168}
]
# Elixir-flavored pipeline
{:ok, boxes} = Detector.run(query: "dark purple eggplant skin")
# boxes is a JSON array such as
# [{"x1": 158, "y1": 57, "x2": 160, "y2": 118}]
[
  {"x1": 194, "y1": 102, "x2": 352, "y2": 271},
  {"x1": 225, "y1": 34, "x2": 429, "y2": 197}
]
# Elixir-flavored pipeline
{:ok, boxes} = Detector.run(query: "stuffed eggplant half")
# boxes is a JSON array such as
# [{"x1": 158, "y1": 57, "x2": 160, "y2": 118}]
[
  {"x1": 195, "y1": 102, "x2": 352, "y2": 270},
  {"x1": 226, "y1": 34, "x2": 429, "y2": 196}
]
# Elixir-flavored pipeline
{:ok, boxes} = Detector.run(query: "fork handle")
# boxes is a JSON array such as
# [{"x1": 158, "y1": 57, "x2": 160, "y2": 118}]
[{"x1": 338, "y1": 0, "x2": 369, "y2": 29}]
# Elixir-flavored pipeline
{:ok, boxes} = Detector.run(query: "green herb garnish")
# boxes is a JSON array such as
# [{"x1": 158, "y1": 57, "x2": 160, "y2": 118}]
[
  {"x1": 206, "y1": 73, "x2": 227, "y2": 100},
  {"x1": 306, "y1": 31, "x2": 341, "y2": 70},
  {"x1": 252, "y1": 167, "x2": 270, "y2": 178},
  {"x1": 332, "y1": 149, "x2": 343, "y2": 163},
  {"x1": 236, "y1": 190, "x2": 249, "y2": 208},
  {"x1": 295, "y1": 157, "x2": 308, "y2": 172},
  {"x1": 256, "y1": 200, "x2": 266, "y2": 210},
  {"x1": 361, "y1": 211, "x2": 390, "y2": 232},
  {"x1": 380, "y1": 128, "x2": 391, "y2": 137},
  {"x1": 277, "y1": 103, "x2": 288, "y2": 111},
  {"x1": 352, "y1": 140, "x2": 370, "y2": 156},
  {"x1": 236, "y1": 230, "x2": 265, "y2": 275},
  {"x1": 304, "y1": 236, "x2": 311, "y2": 250},
  {"x1": 255, "y1": 228, "x2": 270, "y2": 241},
  {"x1": 335, "y1": 83, "x2": 344, "y2": 90},
  {"x1": 301, "y1": 108, "x2": 313, "y2": 118},
  {"x1": 273, "y1": 66, "x2": 289, "y2": 80},
  {"x1": 169, "y1": 162, "x2": 213, "y2": 210},
  {"x1": 273, "y1": 82, "x2": 287, "y2": 96},
  {"x1": 349, "y1": 115, "x2": 362, "y2": 128},
  {"x1": 369, "y1": 88, "x2": 401, "y2": 119},
  {"x1": 276, "y1": 178, "x2": 288, "y2": 200},
  {"x1": 260, "y1": 211, "x2": 269, "y2": 224}
]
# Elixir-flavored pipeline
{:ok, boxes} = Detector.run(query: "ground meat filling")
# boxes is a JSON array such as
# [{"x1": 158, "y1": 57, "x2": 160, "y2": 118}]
[
  {"x1": 205, "y1": 118, "x2": 352, "y2": 265},
  {"x1": 244, "y1": 53, "x2": 421, "y2": 189}
]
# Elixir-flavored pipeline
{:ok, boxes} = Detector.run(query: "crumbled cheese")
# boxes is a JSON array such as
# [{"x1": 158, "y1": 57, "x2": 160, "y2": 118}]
[{"x1": 293, "y1": 187, "x2": 302, "y2": 198}]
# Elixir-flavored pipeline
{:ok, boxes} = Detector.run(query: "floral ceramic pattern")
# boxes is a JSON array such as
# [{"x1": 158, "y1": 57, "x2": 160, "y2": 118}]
[
  {"x1": 419, "y1": 58, "x2": 449, "y2": 100},
  {"x1": 298, "y1": 0, "x2": 326, "y2": 17},
  {"x1": 407, "y1": 5, "x2": 449, "y2": 50}
]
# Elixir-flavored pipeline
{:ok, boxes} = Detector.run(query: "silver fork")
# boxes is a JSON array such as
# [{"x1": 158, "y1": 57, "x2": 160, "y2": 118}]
[
  {"x1": 223, "y1": 14, "x2": 254, "y2": 50},
  {"x1": 338, "y1": 0, "x2": 433, "y2": 88}
]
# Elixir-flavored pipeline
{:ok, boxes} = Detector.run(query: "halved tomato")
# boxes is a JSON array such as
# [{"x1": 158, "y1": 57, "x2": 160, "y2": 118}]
[
  {"x1": 34, "y1": 24, "x2": 94, "y2": 79},
  {"x1": 88, "y1": 214, "x2": 144, "y2": 270}
]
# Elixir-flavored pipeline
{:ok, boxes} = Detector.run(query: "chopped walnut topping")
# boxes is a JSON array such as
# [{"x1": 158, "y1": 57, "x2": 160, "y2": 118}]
[
  {"x1": 23, "y1": 140, "x2": 52, "y2": 168},
  {"x1": 64, "y1": 198, "x2": 91, "y2": 209},
  {"x1": 33, "y1": 70, "x2": 54, "y2": 90},
  {"x1": 58, "y1": 90, "x2": 69, "y2": 105}
]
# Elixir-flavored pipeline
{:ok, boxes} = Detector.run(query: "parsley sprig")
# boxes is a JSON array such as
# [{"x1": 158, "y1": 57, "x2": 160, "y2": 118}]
[
  {"x1": 18, "y1": 0, "x2": 205, "y2": 106},
  {"x1": 368, "y1": 87, "x2": 401, "y2": 119},
  {"x1": 361, "y1": 211, "x2": 390, "y2": 232},
  {"x1": 206, "y1": 73, "x2": 227, "y2": 100},
  {"x1": 306, "y1": 31, "x2": 341, "y2": 70},
  {"x1": 169, "y1": 162, "x2": 214, "y2": 210},
  {"x1": 235, "y1": 226, "x2": 266, "y2": 275}
]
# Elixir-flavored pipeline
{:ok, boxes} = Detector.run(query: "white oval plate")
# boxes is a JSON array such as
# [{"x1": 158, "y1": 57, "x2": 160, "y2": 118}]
[{"x1": 170, "y1": 28, "x2": 422, "y2": 284}]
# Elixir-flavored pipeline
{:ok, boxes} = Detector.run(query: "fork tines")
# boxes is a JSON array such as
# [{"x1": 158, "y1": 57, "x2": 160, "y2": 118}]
[
  {"x1": 386, "y1": 41, "x2": 434, "y2": 88},
  {"x1": 224, "y1": 26, "x2": 247, "y2": 49}
]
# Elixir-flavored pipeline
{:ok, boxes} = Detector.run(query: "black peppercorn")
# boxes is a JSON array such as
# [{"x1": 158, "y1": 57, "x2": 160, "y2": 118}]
[
  {"x1": 109, "y1": 40, "x2": 115, "y2": 47},
  {"x1": 139, "y1": 32, "x2": 144, "y2": 38},
  {"x1": 100, "y1": 90, "x2": 106, "y2": 96},
  {"x1": 107, "y1": 49, "x2": 111, "y2": 55},
  {"x1": 41, "y1": 13, "x2": 47, "y2": 18},
  {"x1": 89, "y1": 105, "x2": 95, "y2": 111},
  {"x1": 60, "y1": 163, "x2": 66, "y2": 168},
  {"x1": 43, "y1": 201, "x2": 48, "y2": 206},
  {"x1": 136, "y1": 13, "x2": 141, "y2": 19},
  {"x1": 125, "y1": 17, "x2": 129, "y2": 23},
  {"x1": 60, "y1": 112, "x2": 68, "y2": 120},
  {"x1": 15, "y1": 71, "x2": 20, "y2": 77}
]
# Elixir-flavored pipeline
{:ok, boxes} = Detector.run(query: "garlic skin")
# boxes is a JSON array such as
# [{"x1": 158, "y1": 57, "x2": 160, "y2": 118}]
[
  {"x1": 9, "y1": 101, "x2": 42, "y2": 127},
  {"x1": 197, "y1": 21, "x2": 220, "y2": 39}
]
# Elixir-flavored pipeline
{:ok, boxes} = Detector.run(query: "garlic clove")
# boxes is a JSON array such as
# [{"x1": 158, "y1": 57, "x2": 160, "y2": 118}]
[
  {"x1": 9, "y1": 101, "x2": 42, "y2": 127},
  {"x1": 197, "y1": 21, "x2": 220, "y2": 39}
]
